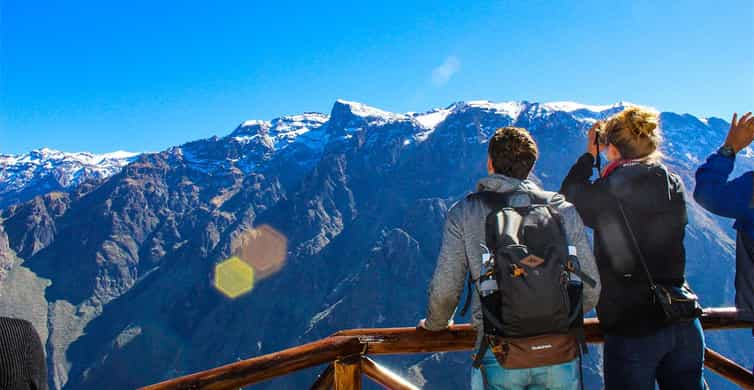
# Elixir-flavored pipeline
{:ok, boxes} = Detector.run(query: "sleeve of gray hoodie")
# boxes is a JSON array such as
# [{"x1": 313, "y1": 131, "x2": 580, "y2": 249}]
[
  {"x1": 552, "y1": 193, "x2": 602, "y2": 313},
  {"x1": 424, "y1": 204, "x2": 469, "y2": 330}
]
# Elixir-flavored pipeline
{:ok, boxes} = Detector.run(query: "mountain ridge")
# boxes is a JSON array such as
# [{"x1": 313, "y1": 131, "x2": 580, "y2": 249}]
[
  {"x1": 0, "y1": 148, "x2": 140, "y2": 209},
  {"x1": 1, "y1": 99, "x2": 727, "y2": 213}
]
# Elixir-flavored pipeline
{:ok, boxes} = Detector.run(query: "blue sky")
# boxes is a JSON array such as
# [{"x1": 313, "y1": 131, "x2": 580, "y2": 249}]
[{"x1": 1, "y1": 0, "x2": 752, "y2": 154}]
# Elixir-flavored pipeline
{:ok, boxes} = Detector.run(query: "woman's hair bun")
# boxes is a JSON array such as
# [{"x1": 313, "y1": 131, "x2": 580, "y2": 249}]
[
  {"x1": 623, "y1": 107, "x2": 658, "y2": 137},
  {"x1": 603, "y1": 106, "x2": 662, "y2": 159}
]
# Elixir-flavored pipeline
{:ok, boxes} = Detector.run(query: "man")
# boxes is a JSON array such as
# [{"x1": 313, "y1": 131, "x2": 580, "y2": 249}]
[
  {"x1": 0, "y1": 316, "x2": 48, "y2": 390},
  {"x1": 694, "y1": 112, "x2": 754, "y2": 331},
  {"x1": 418, "y1": 127, "x2": 601, "y2": 390}
]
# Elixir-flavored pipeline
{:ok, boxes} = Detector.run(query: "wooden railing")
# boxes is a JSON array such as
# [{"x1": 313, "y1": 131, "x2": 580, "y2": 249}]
[{"x1": 141, "y1": 307, "x2": 753, "y2": 390}]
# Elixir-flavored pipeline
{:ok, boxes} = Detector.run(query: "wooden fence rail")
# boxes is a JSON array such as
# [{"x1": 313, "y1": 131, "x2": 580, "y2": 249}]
[
  {"x1": 704, "y1": 347, "x2": 753, "y2": 389},
  {"x1": 141, "y1": 307, "x2": 752, "y2": 390}
]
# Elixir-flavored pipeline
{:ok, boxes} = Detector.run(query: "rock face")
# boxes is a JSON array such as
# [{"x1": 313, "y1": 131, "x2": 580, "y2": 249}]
[
  {"x1": 0, "y1": 100, "x2": 750, "y2": 389},
  {"x1": 0, "y1": 224, "x2": 14, "y2": 283}
]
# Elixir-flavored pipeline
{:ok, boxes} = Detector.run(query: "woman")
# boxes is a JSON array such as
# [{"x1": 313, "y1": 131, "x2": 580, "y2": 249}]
[{"x1": 560, "y1": 107, "x2": 705, "y2": 389}]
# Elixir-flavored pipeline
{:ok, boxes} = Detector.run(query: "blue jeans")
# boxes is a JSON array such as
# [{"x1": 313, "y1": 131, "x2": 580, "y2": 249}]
[
  {"x1": 470, "y1": 348, "x2": 579, "y2": 390},
  {"x1": 604, "y1": 319, "x2": 706, "y2": 390}
]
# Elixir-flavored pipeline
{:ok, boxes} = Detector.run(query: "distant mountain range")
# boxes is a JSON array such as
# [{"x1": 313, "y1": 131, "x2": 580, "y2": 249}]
[
  {"x1": 0, "y1": 148, "x2": 140, "y2": 209},
  {"x1": 0, "y1": 99, "x2": 749, "y2": 389}
]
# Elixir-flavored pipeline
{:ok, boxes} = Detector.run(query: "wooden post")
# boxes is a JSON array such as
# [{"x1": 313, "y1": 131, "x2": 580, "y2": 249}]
[
  {"x1": 704, "y1": 347, "x2": 754, "y2": 390},
  {"x1": 362, "y1": 357, "x2": 418, "y2": 390},
  {"x1": 310, "y1": 364, "x2": 334, "y2": 390},
  {"x1": 334, "y1": 355, "x2": 362, "y2": 390}
]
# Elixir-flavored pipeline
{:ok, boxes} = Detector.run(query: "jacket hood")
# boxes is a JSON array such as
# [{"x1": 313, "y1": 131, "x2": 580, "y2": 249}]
[{"x1": 476, "y1": 174, "x2": 540, "y2": 194}]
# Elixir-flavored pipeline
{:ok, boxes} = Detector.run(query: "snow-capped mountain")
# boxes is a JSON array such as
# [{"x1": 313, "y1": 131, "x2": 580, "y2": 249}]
[
  {"x1": 0, "y1": 148, "x2": 140, "y2": 209},
  {"x1": 0, "y1": 100, "x2": 649, "y2": 211},
  {"x1": 0, "y1": 99, "x2": 748, "y2": 390},
  {"x1": 175, "y1": 99, "x2": 645, "y2": 177}
]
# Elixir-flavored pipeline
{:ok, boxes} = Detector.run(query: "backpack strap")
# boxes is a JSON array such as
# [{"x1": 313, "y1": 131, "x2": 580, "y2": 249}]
[
  {"x1": 460, "y1": 191, "x2": 517, "y2": 317},
  {"x1": 472, "y1": 337, "x2": 489, "y2": 369},
  {"x1": 542, "y1": 195, "x2": 598, "y2": 288},
  {"x1": 525, "y1": 188, "x2": 558, "y2": 206},
  {"x1": 478, "y1": 190, "x2": 532, "y2": 251}
]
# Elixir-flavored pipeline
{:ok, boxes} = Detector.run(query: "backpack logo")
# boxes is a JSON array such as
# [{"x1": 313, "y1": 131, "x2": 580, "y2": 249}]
[{"x1": 520, "y1": 255, "x2": 545, "y2": 268}]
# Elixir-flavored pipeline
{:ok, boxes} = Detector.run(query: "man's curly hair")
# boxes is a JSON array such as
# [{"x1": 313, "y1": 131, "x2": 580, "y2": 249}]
[{"x1": 488, "y1": 126, "x2": 538, "y2": 180}]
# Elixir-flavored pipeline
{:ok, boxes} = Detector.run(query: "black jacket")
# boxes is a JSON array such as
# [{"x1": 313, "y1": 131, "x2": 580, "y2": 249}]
[{"x1": 560, "y1": 153, "x2": 688, "y2": 336}]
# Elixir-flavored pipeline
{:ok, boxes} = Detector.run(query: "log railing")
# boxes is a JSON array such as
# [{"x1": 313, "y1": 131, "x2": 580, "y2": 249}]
[{"x1": 141, "y1": 307, "x2": 753, "y2": 390}]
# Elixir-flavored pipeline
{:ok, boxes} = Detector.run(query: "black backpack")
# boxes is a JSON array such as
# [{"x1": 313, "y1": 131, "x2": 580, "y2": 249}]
[{"x1": 461, "y1": 190, "x2": 595, "y2": 341}]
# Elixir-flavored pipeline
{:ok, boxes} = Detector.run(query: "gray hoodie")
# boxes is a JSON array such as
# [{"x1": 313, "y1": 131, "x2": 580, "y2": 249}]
[{"x1": 423, "y1": 174, "x2": 601, "y2": 348}]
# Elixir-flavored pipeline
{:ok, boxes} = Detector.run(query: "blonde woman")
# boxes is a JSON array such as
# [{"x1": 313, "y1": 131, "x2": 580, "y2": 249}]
[{"x1": 560, "y1": 108, "x2": 705, "y2": 389}]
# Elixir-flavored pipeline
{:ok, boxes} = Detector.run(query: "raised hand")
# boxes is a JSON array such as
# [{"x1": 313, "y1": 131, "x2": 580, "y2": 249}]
[
  {"x1": 724, "y1": 112, "x2": 754, "y2": 153},
  {"x1": 587, "y1": 121, "x2": 604, "y2": 158}
]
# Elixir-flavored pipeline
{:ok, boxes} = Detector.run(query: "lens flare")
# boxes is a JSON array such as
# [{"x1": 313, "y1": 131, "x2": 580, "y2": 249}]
[
  {"x1": 213, "y1": 256, "x2": 255, "y2": 299},
  {"x1": 231, "y1": 225, "x2": 288, "y2": 281}
]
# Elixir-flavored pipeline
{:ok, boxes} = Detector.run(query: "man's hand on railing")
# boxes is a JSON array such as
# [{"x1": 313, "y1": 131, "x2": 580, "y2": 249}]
[
  {"x1": 416, "y1": 318, "x2": 454, "y2": 331},
  {"x1": 416, "y1": 319, "x2": 428, "y2": 330}
]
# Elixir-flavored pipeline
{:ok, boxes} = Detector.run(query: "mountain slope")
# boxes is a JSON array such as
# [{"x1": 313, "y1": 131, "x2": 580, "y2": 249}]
[{"x1": 0, "y1": 100, "x2": 749, "y2": 389}]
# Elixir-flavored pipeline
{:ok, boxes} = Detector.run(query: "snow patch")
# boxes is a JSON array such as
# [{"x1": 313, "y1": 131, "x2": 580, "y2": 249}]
[
  {"x1": 336, "y1": 99, "x2": 407, "y2": 123},
  {"x1": 305, "y1": 298, "x2": 343, "y2": 334},
  {"x1": 413, "y1": 109, "x2": 452, "y2": 130},
  {"x1": 541, "y1": 101, "x2": 658, "y2": 116},
  {"x1": 233, "y1": 135, "x2": 263, "y2": 144},
  {"x1": 542, "y1": 101, "x2": 622, "y2": 113},
  {"x1": 465, "y1": 101, "x2": 525, "y2": 119},
  {"x1": 114, "y1": 324, "x2": 142, "y2": 349},
  {"x1": 413, "y1": 131, "x2": 434, "y2": 143},
  {"x1": 240, "y1": 119, "x2": 270, "y2": 128}
]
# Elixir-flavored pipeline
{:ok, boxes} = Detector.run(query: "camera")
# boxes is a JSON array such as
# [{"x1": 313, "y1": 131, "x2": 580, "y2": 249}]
[{"x1": 595, "y1": 122, "x2": 608, "y2": 145}]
